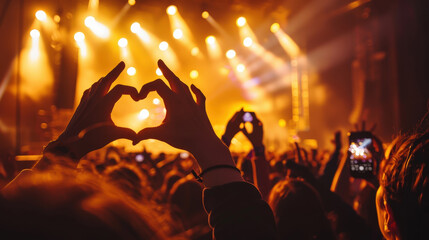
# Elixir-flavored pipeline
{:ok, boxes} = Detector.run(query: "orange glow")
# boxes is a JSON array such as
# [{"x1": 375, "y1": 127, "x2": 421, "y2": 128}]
[
  {"x1": 202, "y1": 11, "x2": 209, "y2": 19},
  {"x1": 236, "y1": 17, "x2": 246, "y2": 27},
  {"x1": 166, "y1": 5, "x2": 177, "y2": 15},
  {"x1": 35, "y1": 10, "x2": 47, "y2": 22}
]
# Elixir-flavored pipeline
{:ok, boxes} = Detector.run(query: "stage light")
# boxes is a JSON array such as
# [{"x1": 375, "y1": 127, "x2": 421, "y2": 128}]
[
  {"x1": 191, "y1": 47, "x2": 199, "y2": 56},
  {"x1": 30, "y1": 29, "x2": 40, "y2": 39},
  {"x1": 35, "y1": 10, "x2": 47, "y2": 22},
  {"x1": 53, "y1": 15, "x2": 60, "y2": 23},
  {"x1": 127, "y1": 67, "x2": 136, "y2": 76},
  {"x1": 131, "y1": 22, "x2": 140, "y2": 33},
  {"x1": 190, "y1": 70, "x2": 199, "y2": 79},
  {"x1": 166, "y1": 5, "x2": 177, "y2": 15},
  {"x1": 236, "y1": 64, "x2": 245, "y2": 72},
  {"x1": 118, "y1": 38, "x2": 128, "y2": 48},
  {"x1": 153, "y1": 98, "x2": 160, "y2": 105},
  {"x1": 85, "y1": 16, "x2": 95, "y2": 27},
  {"x1": 138, "y1": 109, "x2": 149, "y2": 120},
  {"x1": 173, "y1": 29, "x2": 183, "y2": 39},
  {"x1": 156, "y1": 68, "x2": 163, "y2": 76},
  {"x1": 278, "y1": 119, "x2": 286, "y2": 127},
  {"x1": 85, "y1": 16, "x2": 110, "y2": 39},
  {"x1": 243, "y1": 37, "x2": 253, "y2": 47},
  {"x1": 236, "y1": 17, "x2": 246, "y2": 27},
  {"x1": 226, "y1": 49, "x2": 236, "y2": 59},
  {"x1": 159, "y1": 41, "x2": 168, "y2": 51},
  {"x1": 205, "y1": 36, "x2": 216, "y2": 45},
  {"x1": 202, "y1": 11, "x2": 209, "y2": 19},
  {"x1": 74, "y1": 32, "x2": 85, "y2": 43},
  {"x1": 270, "y1": 23, "x2": 280, "y2": 33},
  {"x1": 128, "y1": 0, "x2": 136, "y2": 6}
]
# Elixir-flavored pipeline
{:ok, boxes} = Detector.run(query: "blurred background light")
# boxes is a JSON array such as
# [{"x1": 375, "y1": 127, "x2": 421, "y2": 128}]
[
  {"x1": 201, "y1": 11, "x2": 209, "y2": 19},
  {"x1": 35, "y1": 10, "x2": 47, "y2": 22},
  {"x1": 226, "y1": 49, "x2": 236, "y2": 59},
  {"x1": 118, "y1": 38, "x2": 128, "y2": 48},
  {"x1": 243, "y1": 37, "x2": 253, "y2": 47},
  {"x1": 166, "y1": 5, "x2": 177, "y2": 16},
  {"x1": 127, "y1": 67, "x2": 136, "y2": 76},
  {"x1": 159, "y1": 41, "x2": 169, "y2": 51},
  {"x1": 190, "y1": 70, "x2": 199, "y2": 79},
  {"x1": 236, "y1": 17, "x2": 246, "y2": 27},
  {"x1": 173, "y1": 29, "x2": 183, "y2": 39}
]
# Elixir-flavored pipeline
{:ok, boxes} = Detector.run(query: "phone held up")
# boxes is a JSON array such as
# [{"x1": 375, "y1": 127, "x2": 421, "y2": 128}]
[
  {"x1": 347, "y1": 131, "x2": 375, "y2": 179},
  {"x1": 242, "y1": 112, "x2": 253, "y2": 122}
]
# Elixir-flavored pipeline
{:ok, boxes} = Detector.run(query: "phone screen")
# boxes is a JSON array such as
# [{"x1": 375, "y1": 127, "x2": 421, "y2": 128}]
[
  {"x1": 348, "y1": 133, "x2": 374, "y2": 178},
  {"x1": 243, "y1": 112, "x2": 253, "y2": 122},
  {"x1": 135, "y1": 154, "x2": 144, "y2": 162}
]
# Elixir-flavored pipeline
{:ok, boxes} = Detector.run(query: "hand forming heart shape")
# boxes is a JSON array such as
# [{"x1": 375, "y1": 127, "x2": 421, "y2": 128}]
[{"x1": 53, "y1": 60, "x2": 219, "y2": 164}]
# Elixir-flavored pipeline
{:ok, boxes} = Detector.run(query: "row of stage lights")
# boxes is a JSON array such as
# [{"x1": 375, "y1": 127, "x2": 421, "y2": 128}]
[{"x1": 30, "y1": 5, "x2": 284, "y2": 78}]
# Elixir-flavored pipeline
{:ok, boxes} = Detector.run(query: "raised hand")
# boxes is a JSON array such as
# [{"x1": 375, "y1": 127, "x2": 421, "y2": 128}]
[
  {"x1": 241, "y1": 112, "x2": 264, "y2": 148},
  {"x1": 135, "y1": 60, "x2": 236, "y2": 172},
  {"x1": 44, "y1": 62, "x2": 139, "y2": 162},
  {"x1": 222, "y1": 109, "x2": 245, "y2": 146}
]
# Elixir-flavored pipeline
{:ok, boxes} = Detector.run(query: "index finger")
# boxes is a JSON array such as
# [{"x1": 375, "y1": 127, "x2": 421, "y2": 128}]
[
  {"x1": 157, "y1": 59, "x2": 183, "y2": 93},
  {"x1": 98, "y1": 61, "x2": 126, "y2": 95}
]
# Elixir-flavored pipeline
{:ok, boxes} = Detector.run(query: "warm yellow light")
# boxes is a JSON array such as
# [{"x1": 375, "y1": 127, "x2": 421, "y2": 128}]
[
  {"x1": 190, "y1": 70, "x2": 199, "y2": 79},
  {"x1": 270, "y1": 23, "x2": 280, "y2": 33},
  {"x1": 166, "y1": 5, "x2": 177, "y2": 15},
  {"x1": 243, "y1": 37, "x2": 253, "y2": 47},
  {"x1": 201, "y1": 11, "x2": 209, "y2": 19},
  {"x1": 35, "y1": 10, "x2": 47, "y2": 21},
  {"x1": 236, "y1": 17, "x2": 246, "y2": 27},
  {"x1": 226, "y1": 49, "x2": 236, "y2": 59},
  {"x1": 159, "y1": 41, "x2": 169, "y2": 51},
  {"x1": 85, "y1": 16, "x2": 110, "y2": 39},
  {"x1": 85, "y1": 16, "x2": 96, "y2": 27},
  {"x1": 173, "y1": 29, "x2": 183, "y2": 39},
  {"x1": 131, "y1": 22, "x2": 141, "y2": 33},
  {"x1": 118, "y1": 38, "x2": 128, "y2": 48},
  {"x1": 138, "y1": 109, "x2": 150, "y2": 120},
  {"x1": 191, "y1": 47, "x2": 199, "y2": 56},
  {"x1": 74, "y1": 32, "x2": 85, "y2": 43},
  {"x1": 236, "y1": 64, "x2": 245, "y2": 72},
  {"x1": 278, "y1": 119, "x2": 287, "y2": 127},
  {"x1": 205, "y1": 35, "x2": 216, "y2": 45},
  {"x1": 53, "y1": 15, "x2": 60, "y2": 23},
  {"x1": 128, "y1": 0, "x2": 136, "y2": 6},
  {"x1": 30, "y1": 29, "x2": 40, "y2": 39},
  {"x1": 156, "y1": 68, "x2": 163, "y2": 76},
  {"x1": 153, "y1": 98, "x2": 160, "y2": 105},
  {"x1": 127, "y1": 67, "x2": 136, "y2": 76}
]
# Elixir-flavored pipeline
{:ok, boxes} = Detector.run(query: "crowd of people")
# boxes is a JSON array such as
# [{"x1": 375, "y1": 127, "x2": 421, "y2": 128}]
[{"x1": 0, "y1": 60, "x2": 428, "y2": 239}]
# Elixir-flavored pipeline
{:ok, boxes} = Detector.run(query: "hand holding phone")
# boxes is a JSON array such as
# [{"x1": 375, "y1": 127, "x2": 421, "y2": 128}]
[{"x1": 348, "y1": 131, "x2": 375, "y2": 178}]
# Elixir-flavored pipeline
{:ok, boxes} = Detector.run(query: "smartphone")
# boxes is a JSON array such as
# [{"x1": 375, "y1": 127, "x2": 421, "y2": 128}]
[
  {"x1": 242, "y1": 112, "x2": 253, "y2": 122},
  {"x1": 348, "y1": 131, "x2": 374, "y2": 178}
]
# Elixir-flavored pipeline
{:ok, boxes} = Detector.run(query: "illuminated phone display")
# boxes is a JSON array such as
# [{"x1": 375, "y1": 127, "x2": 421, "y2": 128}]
[{"x1": 348, "y1": 132, "x2": 375, "y2": 178}]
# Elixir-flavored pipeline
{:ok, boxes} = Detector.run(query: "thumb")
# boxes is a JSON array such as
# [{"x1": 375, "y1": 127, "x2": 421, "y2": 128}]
[
  {"x1": 109, "y1": 126, "x2": 137, "y2": 141},
  {"x1": 134, "y1": 126, "x2": 164, "y2": 145}
]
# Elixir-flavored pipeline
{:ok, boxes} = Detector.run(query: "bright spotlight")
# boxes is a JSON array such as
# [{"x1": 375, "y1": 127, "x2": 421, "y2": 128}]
[
  {"x1": 270, "y1": 23, "x2": 280, "y2": 33},
  {"x1": 236, "y1": 17, "x2": 246, "y2": 27},
  {"x1": 128, "y1": 0, "x2": 136, "y2": 6},
  {"x1": 127, "y1": 67, "x2": 136, "y2": 76},
  {"x1": 190, "y1": 70, "x2": 199, "y2": 79},
  {"x1": 191, "y1": 47, "x2": 199, "y2": 56},
  {"x1": 166, "y1": 5, "x2": 177, "y2": 15},
  {"x1": 201, "y1": 11, "x2": 209, "y2": 19},
  {"x1": 173, "y1": 29, "x2": 183, "y2": 39},
  {"x1": 205, "y1": 36, "x2": 216, "y2": 45},
  {"x1": 85, "y1": 16, "x2": 110, "y2": 39},
  {"x1": 85, "y1": 16, "x2": 96, "y2": 27},
  {"x1": 226, "y1": 49, "x2": 236, "y2": 59},
  {"x1": 159, "y1": 41, "x2": 169, "y2": 51},
  {"x1": 243, "y1": 37, "x2": 253, "y2": 47},
  {"x1": 138, "y1": 109, "x2": 150, "y2": 120},
  {"x1": 30, "y1": 29, "x2": 40, "y2": 39},
  {"x1": 118, "y1": 38, "x2": 128, "y2": 48},
  {"x1": 153, "y1": 98, "x2": 160, "y2": 105},
  {"x1": 156, "y1": 68, "x2": 163, "y2": 76},
  {"x1": 74, "y1": 32, "x2": 85, "y2": 43},
  {"x1": 236, "y1": 64, "x2": 245, "y2": 72},
  {"x1": 35, "y1": 10, "x2": 47, "y2": 21},
  {"x1": 130, "y1": 22, "x2": 141, "y2": 33}
]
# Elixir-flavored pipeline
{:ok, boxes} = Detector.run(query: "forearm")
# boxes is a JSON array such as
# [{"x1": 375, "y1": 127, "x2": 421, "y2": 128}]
[{"x1": 251, "y1": 147, "x2": 270, "y2": 200}]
